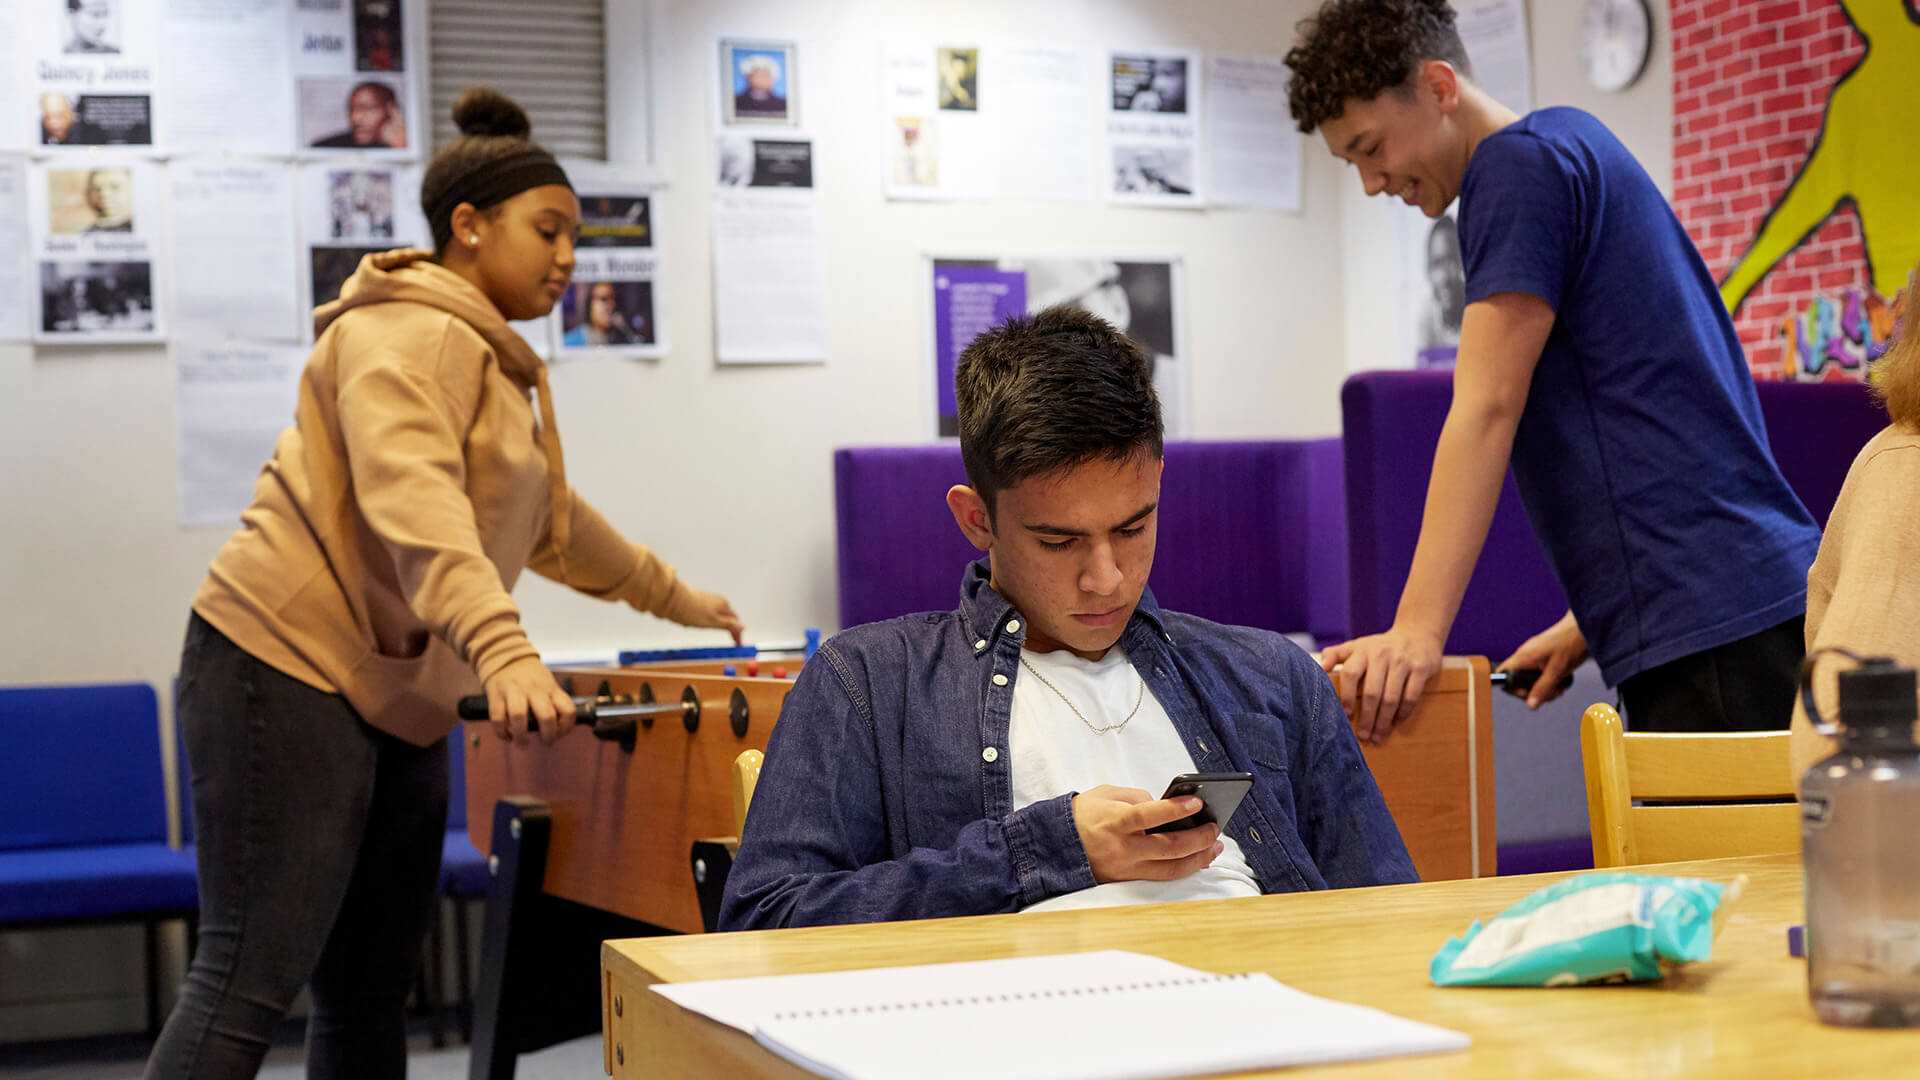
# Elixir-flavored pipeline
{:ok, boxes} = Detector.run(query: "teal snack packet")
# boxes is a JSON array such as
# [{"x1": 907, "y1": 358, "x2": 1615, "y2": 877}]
[{"x1": 1430, "y1": 873, "x2": 1746, "y2": 987}]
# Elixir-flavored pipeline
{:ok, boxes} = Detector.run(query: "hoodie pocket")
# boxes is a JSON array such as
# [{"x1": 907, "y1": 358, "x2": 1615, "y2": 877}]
[{"x1": 344, "y1": 637, "x2": 477, "y2": 746}]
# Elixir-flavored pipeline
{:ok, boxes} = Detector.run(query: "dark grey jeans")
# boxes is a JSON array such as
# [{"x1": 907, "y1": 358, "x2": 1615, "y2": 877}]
[{"x1": 145, "y1": 613, "x2": 447, "y2": 1079}]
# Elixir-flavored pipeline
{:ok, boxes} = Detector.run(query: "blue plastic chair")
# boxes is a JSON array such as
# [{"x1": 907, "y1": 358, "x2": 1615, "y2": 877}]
[
  {"x1": 438, "y1": 726, "x2": 491, "y2": 1042},
  {"x1": 0, "y1": 683, "x2": 199, "y2": 1036}
]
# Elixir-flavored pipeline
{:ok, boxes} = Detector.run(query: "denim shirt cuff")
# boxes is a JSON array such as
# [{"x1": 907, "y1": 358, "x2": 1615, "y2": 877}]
[{"x1": 1003, "y1": 793, "x2": 1096, "y2": 906}]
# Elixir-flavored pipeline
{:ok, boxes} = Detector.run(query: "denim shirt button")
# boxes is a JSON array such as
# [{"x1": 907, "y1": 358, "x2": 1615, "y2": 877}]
[
  {"x1": 992, "y1": 673, "x2": 1009, "y2": 687},
  {"x1": 1198, "y1": 739, "x2": 1210, "y2": 753},
  {"x1": 974, "y1": 639, "x2": 987, "y2": 651},
  {"x1": 1251, "y1": 827, "x2": 1263, "y2": 844},
  {"x1": 1006, "y1": 619, "x2": 1021, "y2": 633},
  {"x1": 982, "y1": 746, "x2": 999, "y2": 763}
]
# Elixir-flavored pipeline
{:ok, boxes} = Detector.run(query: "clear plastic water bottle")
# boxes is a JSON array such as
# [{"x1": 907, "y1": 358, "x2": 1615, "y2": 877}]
[{"x1": 1800, "y1": 648, "x2": 1920, "y2": 1027}]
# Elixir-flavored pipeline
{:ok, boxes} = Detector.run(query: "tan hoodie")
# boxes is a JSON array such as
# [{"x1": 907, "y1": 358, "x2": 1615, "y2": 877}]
[{"x1": 194, "y1": 250, "x2": 690, "y2": 745}]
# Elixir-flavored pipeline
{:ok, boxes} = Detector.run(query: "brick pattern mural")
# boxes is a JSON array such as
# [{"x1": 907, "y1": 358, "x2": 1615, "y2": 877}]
[{"x1": 1670, "y1": 0, "x2": 1909, "y2": 381}]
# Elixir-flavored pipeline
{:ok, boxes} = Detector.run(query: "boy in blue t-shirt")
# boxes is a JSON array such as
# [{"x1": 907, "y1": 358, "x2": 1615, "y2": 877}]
[{"x1": 1286, "y1": 0, "x2": 1820, "y2": 738}]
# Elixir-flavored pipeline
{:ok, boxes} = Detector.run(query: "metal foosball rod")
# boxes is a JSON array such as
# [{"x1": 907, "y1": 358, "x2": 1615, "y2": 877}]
[{"x1": 455, "y1": 684, "x2": 755, "y2": 747}]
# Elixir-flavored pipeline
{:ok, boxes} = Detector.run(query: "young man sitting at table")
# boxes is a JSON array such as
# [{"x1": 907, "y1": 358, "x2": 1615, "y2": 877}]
[{"x1": 720, "y1": 308, "x2": 1416, "y2": 930}]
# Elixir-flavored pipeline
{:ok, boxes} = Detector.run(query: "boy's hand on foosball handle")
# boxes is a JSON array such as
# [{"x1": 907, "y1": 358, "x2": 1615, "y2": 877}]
[{"x1": 484, "y1": 655, "x2": 576, "y2": 745}]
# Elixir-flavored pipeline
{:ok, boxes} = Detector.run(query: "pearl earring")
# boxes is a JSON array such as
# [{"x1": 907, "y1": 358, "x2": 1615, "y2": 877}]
[{"x1": 467, "y1": 234, "x2": 479, "y2": 246}]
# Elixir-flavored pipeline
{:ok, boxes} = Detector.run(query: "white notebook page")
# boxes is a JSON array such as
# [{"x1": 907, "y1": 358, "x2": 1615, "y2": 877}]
[{"x1": 654, "y1": 951, "x2": 1469, "y2": 1080}]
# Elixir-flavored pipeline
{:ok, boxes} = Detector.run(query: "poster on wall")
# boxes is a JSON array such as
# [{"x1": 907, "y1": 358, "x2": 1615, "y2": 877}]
[
  {"x1": 0, "y1": 157, "x2": 32, "y2": 340},
  {"x1": 1205, "y1": 54, "x2": 1301, "y2": 212},
  {"x1": 293, "y1": 0, "x2": 417, "y2": 157},
  {"x1": 1455, "y1": 0, "x2": 1533, "y2": 117},
  {"x1": 30, "y1": 0, "x2": 162, "y2": 149},
  {"x1": 930, "y1": 256, "x2": 1188, "y2": 437},
  {"x1": 1402, "y1": 205, "x2": 1464, "y2": 368},
  {"x1": 1, "y1": 7, "x2": 24, "y2": 152},
  {"x1": 881, "y1": 41, "x2": 994, "y2": 201},
  {"x1": 1106, "y1": 48, "x2": 1204, "y2": 208},
  {"x1": 719, "y1": 38, "x2": 798, "y2": 128},
  {"x1": 161, "y1": 0, "x2": 294, "y2": 154},
  {"x1": 298, "y1": 160, "x2": 423, "y2": 331},
  {"x1": 175, "y1": 340, "x2": 304, "y2": 527},
  {"x1": 996, "y1": 46, "x2": 1097, "y2": 202},
  {"x1": 170, "y1": 160, "x2": 301, "y2": 341},
  {"x1": 712, "y1": 135, "x2": 827, "y2": 364},
  {"x1": 556, "y1": 171, "x2": 667, "y2": 361},
  {"x1": 29, "y1": 155, "x2": 166, "y2": 343}
]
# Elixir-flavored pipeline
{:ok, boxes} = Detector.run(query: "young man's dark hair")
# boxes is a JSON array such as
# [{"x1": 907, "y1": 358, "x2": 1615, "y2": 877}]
[
  {"x1": 1283, "y1": 0, "x2": 1471, "y2": 135},
  {"x1": 954, "y1": 305, "x2": 1163, "y2": 518}
]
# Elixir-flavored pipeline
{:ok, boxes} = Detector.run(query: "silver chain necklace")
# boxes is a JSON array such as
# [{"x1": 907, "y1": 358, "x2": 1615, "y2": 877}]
[{"x1": 1018, "y1": 655, "x2": 1145, "y2": 736}]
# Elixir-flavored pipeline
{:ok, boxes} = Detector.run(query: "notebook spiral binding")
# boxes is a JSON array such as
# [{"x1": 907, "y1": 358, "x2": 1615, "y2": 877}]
[{"x1": 768, "y1": 972, "x2": 1254, "y2": 1022}]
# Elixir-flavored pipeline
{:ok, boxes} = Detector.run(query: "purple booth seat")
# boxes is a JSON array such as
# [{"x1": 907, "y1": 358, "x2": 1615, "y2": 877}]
[
  {"x1": 1341, "y1": 370, "x2": 1888, "y2": 659},
  {"x1": 1341, "y1": 372, "x2": 1566, "y2": 659},
  {"x1": 1341, "y1": 370, "x2": 1888, "y2": 876},
  {"x1": 834, "y1": 440, "x2": 1351, "y2": 641},
  {"x1": 1752, "y1": 377, "x2": 1892, "y2": 528}
]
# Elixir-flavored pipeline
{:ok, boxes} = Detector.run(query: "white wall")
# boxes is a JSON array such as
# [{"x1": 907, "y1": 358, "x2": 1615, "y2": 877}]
[{"x1": 1342, "y1": 0, "x2": 1675, "y2": 371}]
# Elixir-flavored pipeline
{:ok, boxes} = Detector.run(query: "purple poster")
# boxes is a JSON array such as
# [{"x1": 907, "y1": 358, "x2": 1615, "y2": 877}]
[{"x1": 933, "y1": 261, "x2": 1025, "y2": 437}]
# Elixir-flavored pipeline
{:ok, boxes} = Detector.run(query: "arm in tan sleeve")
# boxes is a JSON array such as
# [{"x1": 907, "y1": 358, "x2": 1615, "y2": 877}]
[
  {"x1": 1792, "y1": 445, "x2": 1920, "y2": 782},
  {"x1": 335, "y1": 346, "x2": 539, "y2": 684},
  {"x1": 528, "y1": 491, "x2": 689, "y2": 618}
]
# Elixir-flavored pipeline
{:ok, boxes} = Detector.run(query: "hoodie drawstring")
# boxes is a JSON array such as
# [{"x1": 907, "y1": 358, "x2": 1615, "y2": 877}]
[{"x1": 532, "y1": 364, "x2": 572, "y2": 586}]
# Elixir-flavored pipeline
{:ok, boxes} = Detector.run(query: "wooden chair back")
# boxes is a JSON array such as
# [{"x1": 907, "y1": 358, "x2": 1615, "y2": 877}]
[
  {"x1": 732, "y1": 749, "x2": 764, "y2": 836},
  {"x1": 1334, "y1": 656, "x2": 1498, "y2": 880},
  {"x1": 1580, "y1": 702, "x2": 1798, "y2": 868}
]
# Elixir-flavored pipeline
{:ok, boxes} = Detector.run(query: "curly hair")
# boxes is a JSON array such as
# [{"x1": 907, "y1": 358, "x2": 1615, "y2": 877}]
[
  {"x1": 1285, "y1": 0, "x2": 1473, "y2": 134},
  {"x1": 1872, "y1": 268, "x2": 1919, "y2": 428}
]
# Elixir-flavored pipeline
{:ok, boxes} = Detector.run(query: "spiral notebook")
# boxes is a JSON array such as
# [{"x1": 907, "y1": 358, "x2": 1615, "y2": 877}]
[{"x1": 654, "y1": 951, "x2": 1469, "y2": 1080}]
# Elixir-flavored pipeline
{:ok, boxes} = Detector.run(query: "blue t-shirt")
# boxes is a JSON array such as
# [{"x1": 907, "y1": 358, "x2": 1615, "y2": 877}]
[{"x1": 1457, "y1": 108, "x2": 1819, "y2": 686}]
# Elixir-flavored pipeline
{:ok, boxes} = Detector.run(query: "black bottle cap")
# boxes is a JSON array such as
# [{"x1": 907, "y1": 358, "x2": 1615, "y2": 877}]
[{"x1": 1838, "y1": 658, "x2": 1918, "y2": 739}]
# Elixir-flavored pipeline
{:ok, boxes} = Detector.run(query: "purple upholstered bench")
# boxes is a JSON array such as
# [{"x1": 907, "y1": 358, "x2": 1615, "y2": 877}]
[
  {"x1": 833, "y1": 440, "x2": 1351, "y2": 641},
  {"x1": 1340, "y1": 370, "x2": 1889, "y2": 873}
]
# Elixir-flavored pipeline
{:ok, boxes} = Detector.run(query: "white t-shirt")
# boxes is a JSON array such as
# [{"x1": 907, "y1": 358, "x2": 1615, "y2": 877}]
[{"x1": 1010, "y1": 645, "x2": 1259, "y2": 913}]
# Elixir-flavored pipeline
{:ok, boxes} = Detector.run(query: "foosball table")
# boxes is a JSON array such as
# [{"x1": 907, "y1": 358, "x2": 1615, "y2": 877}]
[{"x1": 455, "y1": 643, "x2": 806, "y2": 1080}]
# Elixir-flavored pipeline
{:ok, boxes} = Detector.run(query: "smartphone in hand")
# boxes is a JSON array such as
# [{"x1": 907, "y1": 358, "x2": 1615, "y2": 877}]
[{"x1": 1144, "y1": 772, "x2": 1255, "y2": 835}]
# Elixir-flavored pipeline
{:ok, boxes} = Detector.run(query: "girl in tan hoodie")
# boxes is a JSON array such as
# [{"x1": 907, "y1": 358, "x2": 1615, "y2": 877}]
[
  {"x1": 1792, "y1": 268, "x2": 1920, "y2": 781},
  {"x1": 147, "y1": 89, "x2": 741, "y2": 1079}
]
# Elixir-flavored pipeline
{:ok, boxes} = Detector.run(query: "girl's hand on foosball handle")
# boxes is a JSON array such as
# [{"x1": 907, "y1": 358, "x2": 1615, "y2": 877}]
[
  {"x1": 666, "y1": 584, "x2": 746, "y2": 645},
  {"x1": 484, "y1": 656, "x2": 576, "y2": 746}
]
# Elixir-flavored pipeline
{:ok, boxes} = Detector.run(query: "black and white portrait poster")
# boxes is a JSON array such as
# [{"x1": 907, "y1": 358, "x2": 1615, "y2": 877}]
[
  {"x1": 299, "y1": 160, "x2": 422, "y2": 330},
  {"x1": 1407, "y1": 209, "x2": 1465, "y2": 368},
  {"x1": 294, "y1": 0, "x2": 418, "y2": 157},
  {"x1": 29, "y1": 155, "x2": 165, "y2": 342},
  {"x1": 556, "y1": 167, "x2": 667, "y2": 361},
  {"x1": 930, "y1": 255, "x2": 1188, "y2": 436},
  {"x1": 1106, "y1": 48, "x2": 1204, "y2": 208},
  {"x1": 30, "y1": 0, "x2": 161, "y2": 149}
]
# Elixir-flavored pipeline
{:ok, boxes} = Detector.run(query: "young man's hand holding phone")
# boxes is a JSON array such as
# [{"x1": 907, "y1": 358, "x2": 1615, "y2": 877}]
[{"x1": 1070, "y1": 772, "x2": 1254, "y2": 884}]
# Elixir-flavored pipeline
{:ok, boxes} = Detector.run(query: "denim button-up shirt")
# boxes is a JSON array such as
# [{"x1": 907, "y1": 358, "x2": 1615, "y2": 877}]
[{"x1": 720, "y1": 561, "x2": 1417, "y2": 930}]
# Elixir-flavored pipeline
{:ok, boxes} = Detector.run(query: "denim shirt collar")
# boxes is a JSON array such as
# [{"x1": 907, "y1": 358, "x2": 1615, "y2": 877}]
[{"x1": 956, "y1": 558, "x2": 1173, "y2": 653}]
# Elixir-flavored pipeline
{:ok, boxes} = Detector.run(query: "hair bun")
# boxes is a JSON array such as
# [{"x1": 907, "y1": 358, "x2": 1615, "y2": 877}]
[{"x1": 452, "y1": 87, "x2": 531, "y2": 138}]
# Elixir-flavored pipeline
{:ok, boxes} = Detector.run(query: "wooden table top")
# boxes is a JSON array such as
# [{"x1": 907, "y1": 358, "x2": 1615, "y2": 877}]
[{"x1": 602, "y1": 852, "x2": 1920, "y2": 1077}]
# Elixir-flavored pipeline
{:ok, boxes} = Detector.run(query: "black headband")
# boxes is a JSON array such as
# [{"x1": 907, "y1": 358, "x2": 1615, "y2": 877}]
[{"x1": 427, "y1": 147, "x2": 573, "y2": 250}]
